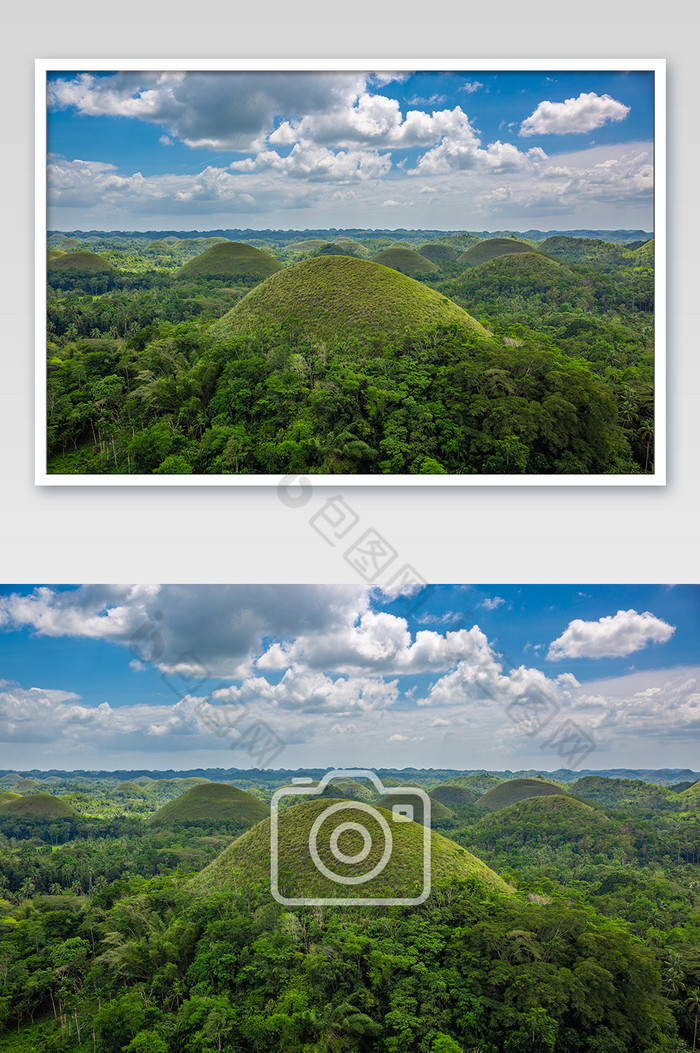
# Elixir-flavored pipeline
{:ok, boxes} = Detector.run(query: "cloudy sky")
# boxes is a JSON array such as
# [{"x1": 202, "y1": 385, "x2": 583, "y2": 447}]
[
  {"x1": 45, "y1": 68, "x2": 655, "y2": 232},
  {"x1": 0, "y1": 585, "x2": 696, "y2": 773}
]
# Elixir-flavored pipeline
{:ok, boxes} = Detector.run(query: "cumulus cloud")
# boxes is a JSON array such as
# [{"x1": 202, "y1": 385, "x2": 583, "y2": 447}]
[
  {"x1": 229, "y1": 143, "x2": 391, "y2": 182},
  {"x1": 413, "y1": 138, "x2": 547, "y2": 176},
  {"x1": 48, "y1": 71, "x2": 368, "y2": 152},
  {"x1": 520, "y1": 91, "x2": 630, "y2": 137},
  {"x1": 0, "y1": 585, "x2": 370, "y2": 678},
  {"x1": 547, "y1": 609, "x2": 676, "y2": 661}
]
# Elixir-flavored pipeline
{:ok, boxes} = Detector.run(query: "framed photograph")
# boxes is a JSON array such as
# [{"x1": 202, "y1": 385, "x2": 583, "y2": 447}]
[{"x1": 36, "y1": 59, "x2": 665, "y2": 485}]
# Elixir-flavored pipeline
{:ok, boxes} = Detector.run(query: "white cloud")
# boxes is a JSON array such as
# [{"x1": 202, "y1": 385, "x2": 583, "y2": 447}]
[
  {"x1": 459, "y1": 81, "x2": 483, "y2": 94},
  {"x1": 478, "y1": 596, "x2": 505, "y2": 611},
  {"x1": 520, "y1": 92, "x2": 630, "y2": 137},
  {"x1": 230, "y1": 143, "x2": 391, "y2": 182},
  {"x1": 547, "y1": 609, "x2": 675, "y2": 661},
  {"x1": 48, "y1": 71, "x2": 368, "y2": 152}
]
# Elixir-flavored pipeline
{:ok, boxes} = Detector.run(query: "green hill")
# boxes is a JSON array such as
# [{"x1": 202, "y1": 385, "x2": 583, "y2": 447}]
[
  {"x1": 477, "y1": 778, "x2": 564, "y2": 812},
  {"x1": 418, "y1": 243, "x2": 461, "y2": 265},
  {"x1": 430, "y1": 784, "x2": 478, "y2": 809},
  {"x1": 458, "y1": 238, "x2": 535, "y2": 266},
  {"x1": 189, "y1": 797, "x2": 512, "y2": 901},
  {"x1": 0, "y1": 792, "x2": 21, "y2": 806},
  {"x1": 372, "y1": 247, "x2": 439, "y2": 278},
  {"x1": 466, "y1": 795, "x2": 616, "y2": 854},
  {"x1": 376, "y1": 792, "x2": 452, "y2": 824},
  {"x1": 47, "y1": 251, "x2": 115, "y2": 274},
  {"x1": 113, "y1": 781, "x2": 148, "y2": 795},
  {"x1": 679, "y1": 781, "x2": 700, "y2": 807},
  {"x1": 175, "y1": 241, "x2": 282, "y2": 281},
  {"x1": 147, "y1": 782, "x2": 269, "y2": 826},
  {"x1": 0, "y1": 794, "x2": 78, "y2": 818},
  {"x1": 472, "y1": 251, "x2": 561, "y2": 275},
  {"x1": 634, "y1": 239, "x2": 654, "y2": 266},
  {"x1": 211, "y1": 255, "x2": 489, "y2": 345},
  {"x1": 571, "y1": 776, "x2": 677, "y2": 810},
  {"x1": 288, "y1": 239, "x2": 330, "y2": 252}
]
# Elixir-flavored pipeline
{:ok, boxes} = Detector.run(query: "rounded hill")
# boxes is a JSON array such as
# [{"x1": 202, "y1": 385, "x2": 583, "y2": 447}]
[
  {"x1": 466, "y1": 795, "x2": 615, "y2": 853},
  {"x1": 147, "y1": 782, "x2": 269, "y2": 826},
  {"x1": 0, "y1": 792, "x2": 21, "y2": 806},
  {"x1": 458, "y1": 238, "x2": 535, "y2": 266},
  {"x1": 372, "y1": 247, "x2": 439, "y2": 278},
  {"x1": 175, "y1": 242, "x2": 282, "y2": 281},
  {"x1": 211, "y1": 255, "x2": 489, "y2": 345},
  {"x1": 0, "y1": 793, "x2": 78, "y2": 818},
  {"x1": 189, "y1": 797, "x2": 512, "y2": 901},
  {"x1": 376, "y1": 791, "x2": 452, "y2": 824},
  {"x1": 473, "y1": 251, "x2": 561, "y2": 275},
  {"x1": 418, "y1": 243, "x2": 461, "y2": 265},
  {"x1": 47, "y1": 251, "x2": 115, "y2": 274},
  {"x1": 430, "y1": 784, "x2": 478, "y2": 809},
  {"x1": 477, "y1": 778, "x2": 564, "y2": 812},
  {"x1": 288, "y1": 239, "x2": 330, "y2": 253}
]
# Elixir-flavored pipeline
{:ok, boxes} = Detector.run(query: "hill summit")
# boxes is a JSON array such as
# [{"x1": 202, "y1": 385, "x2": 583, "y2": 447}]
[
  {"x1": 175, "y1": 241, "x2": 282, "y2": 281},
  {"x1": 147, "y1": 782, "x2": 269, "y2": 826},
  {"x1": 211, "y1": 255, "x2": 489, "y2": 345},
  {"x1": 189, "y1": 797, "x2": 512, "y2": 902}
]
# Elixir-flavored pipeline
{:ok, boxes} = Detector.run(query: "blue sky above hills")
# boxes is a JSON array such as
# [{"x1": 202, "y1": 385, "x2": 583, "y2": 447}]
[
  {"x1": 46, "y1": 68, "x2": 655, "y2": 232},
  {"x1": 0, "y1": 585, "x2": 695, "y2": 771}
]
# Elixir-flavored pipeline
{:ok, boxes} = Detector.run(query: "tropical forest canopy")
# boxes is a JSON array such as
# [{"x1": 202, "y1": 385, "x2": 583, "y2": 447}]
[
  {"x1": 45, "y1": 227, "x2": 655, "y2": 476},
  {"x1": 0, "y1": 766, "x2": 697, "y2": 1052}
]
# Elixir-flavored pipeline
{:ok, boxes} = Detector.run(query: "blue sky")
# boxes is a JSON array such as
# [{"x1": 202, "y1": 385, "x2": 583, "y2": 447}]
[
  {"x1": 45, "y1": 69, "x2": 655, "y2": 232},
  {"x1": 0, "y1": 585, "x2": 696, "y2": 772}
]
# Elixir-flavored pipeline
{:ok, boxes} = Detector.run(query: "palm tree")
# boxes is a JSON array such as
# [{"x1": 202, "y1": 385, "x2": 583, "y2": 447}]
[{"x1": 686, "y1": 989, "x2": 700, "y2": 1052}]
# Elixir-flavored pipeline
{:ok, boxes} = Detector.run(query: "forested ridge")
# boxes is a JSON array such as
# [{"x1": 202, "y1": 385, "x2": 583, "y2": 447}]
[{"x1": 45, "y1": 229, "x2": 655, "y2": 476}]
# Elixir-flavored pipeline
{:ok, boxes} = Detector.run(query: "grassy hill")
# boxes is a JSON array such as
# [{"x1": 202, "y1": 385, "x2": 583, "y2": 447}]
[
  {"x1": 189, "y1": 797, "x2": 512, "y2": 901},
  {"x1": 571, "y1": 776, "x2": 678, "y2": 810},
  {"x1": 175, "y1": 241, "x2": 282, "y2": 281},
  {"x1": 430, "y1": 784, "x2": 478, "y2": 809},
  {"x1": 47, "y1": 251, "x2": 115, "y2": 274},
  {"x1": 288, "y1": 239, "x2": 330, "y2": 252},
  {"x1": 372, "y1": 246, "x2": 439, "y2": 278},
  {"x1": 418, "y1": 243, "x2": 461, "y2": 265},
  {"x1": 376, "y1": 792, "x2": 453, "y2": 824},
  {"x1": 472, "y1": 251, "x2": 562, "y2": 276},
  {"x1": 458, "y1": 238, "x2": 535, "y2": 266},
  {"x1": 211, "y1": 255, "x2": 489, "y2": 345},
  {"x1": 0, "y1": 793, "x2": 78, "y2": 818},
  {"x1": 465, "y1": 795, "x2": 616, "y2": 854},
  {"x1": 477, "y1": 778, "x2": 564, "y2": 812},
  {"x1": 679, "y1": 781, "x2": 700, "y2": 807},
  {"x1": 0, "y1": 792, "x2": 21, "y2": 806},
  {"x1": 147, "y1": 782, "x2": 269, "y2": 826}
]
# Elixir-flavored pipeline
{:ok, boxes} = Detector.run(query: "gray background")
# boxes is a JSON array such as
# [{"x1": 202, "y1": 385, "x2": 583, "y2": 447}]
[{"x1": 2, "y1": 3, "x2": 696, "y2": 585}]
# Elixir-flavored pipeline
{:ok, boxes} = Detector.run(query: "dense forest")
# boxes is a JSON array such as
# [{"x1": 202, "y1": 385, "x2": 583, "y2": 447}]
[
  {"x1": 44, "y1": 228, "x2": 655, "y2": 476},
  {"x1": 0, "y1": 768, "x2": 698, "y2": 1052}
]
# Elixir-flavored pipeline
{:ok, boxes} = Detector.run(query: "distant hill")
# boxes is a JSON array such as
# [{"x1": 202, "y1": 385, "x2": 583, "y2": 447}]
[
  {"x1": 376, "y1": 791, "x2": 453, "y2": 824},
  {"x1": 477, "y1": 778, "x2": 564, "y2": 812},
  {"x1": 288, "y1": 239, "x2": 330, "y2": 252},
  {"x1": 47, "y1": 251, "x2": 115, "y2": 274},
  {"x1": 571, "y1": 776, "x2": 680, "y2": 810},
  {"x1": 147, "y1": 782, "x2": 269, "y2": 826},
  {"x1": 539, "y1": 236, "x2": 645, "y2": 266},
  {"x1": 189, "y1": 797, "x2": 513, "y2": 901},
  {"x1": 0, "y1": 792, "x2": 21, "y2": 806},
  {"x1": 211, "y1": 255, "x2": 488, "y2": 345},
  {"x1": 466, "y1": 795, "x2": 616, "y2": 854},
  {"x1": 372, "y1": 247, "x2": 439, "y2": 278},
  {"x1": 418, "y1": 243, "x2": 461, "y2": 264},
  {"x1": 459, "y1": 238, "x2": 535, "y2": 266},
  {"x1": 175, "y1": 242, "x2": 282, "y2": 281},
  {"x1": 430, "y1": 784, "x2": 478, "y2": 809},
  {"x1": 0, "y1": 793, "x2": 78, "y2": 818}
]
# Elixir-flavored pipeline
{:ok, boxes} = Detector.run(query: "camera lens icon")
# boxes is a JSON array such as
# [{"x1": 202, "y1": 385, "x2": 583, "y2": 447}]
[
  {"x1": 309, "y1": 802, "x2": 392, "y2": 886},
  {"x1": 270, "y1": 769, "x2": 432, "y2": 906}
]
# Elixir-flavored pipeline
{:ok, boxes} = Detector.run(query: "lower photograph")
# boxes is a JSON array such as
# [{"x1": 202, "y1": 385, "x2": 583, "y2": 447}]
[{"x1": 0, "y1": 583, "x2": 698, "y2": 1052}]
